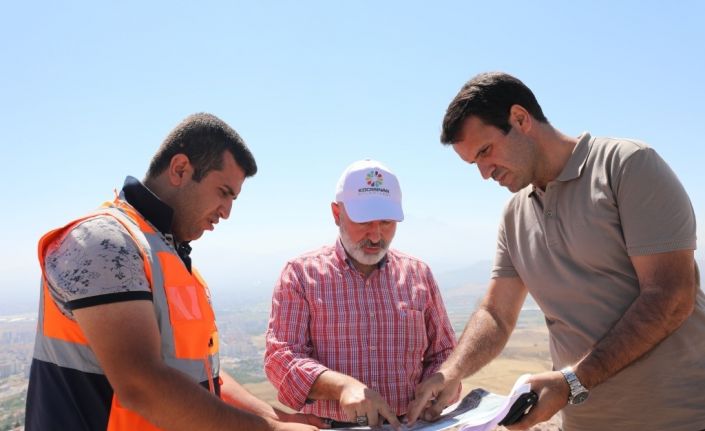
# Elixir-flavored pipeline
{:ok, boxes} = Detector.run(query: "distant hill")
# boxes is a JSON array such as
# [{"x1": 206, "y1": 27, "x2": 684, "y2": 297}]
[
  {"x1": 4, "y1": 258, "x2": 703, "y2": 317},
  {"x1": 0, "y1": 293, "x2": 37, "y2": 316},
  {"x1": 434, "y1": 260, "x2": 493, "y2": 292}
]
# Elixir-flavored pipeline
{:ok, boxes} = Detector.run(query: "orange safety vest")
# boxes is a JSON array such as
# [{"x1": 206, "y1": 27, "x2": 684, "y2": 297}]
[{"x1": 30, "y1": 197, "x2": 220, "y2": 430}]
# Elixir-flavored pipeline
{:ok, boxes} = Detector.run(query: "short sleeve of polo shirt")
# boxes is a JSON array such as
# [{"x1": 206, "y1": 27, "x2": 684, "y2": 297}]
[
  {"x1": 613, "y1": 146, "x2": 697, "y2": 256},
  {"x1": 44, "y1": 216, "x2": 151, "y2": 317},
  {"x1": 492, "y1": 217, "x2": 518, "y2": 279}
]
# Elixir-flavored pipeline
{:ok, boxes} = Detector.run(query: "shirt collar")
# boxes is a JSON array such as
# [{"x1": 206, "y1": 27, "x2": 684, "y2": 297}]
[
  {"x1": 556, "y1": 132, "x2": 592, "y2": 182},
  {"x1": 530, "y1": 132, "x2": 592, "y2": 197},
  {"x1": 120, "y1": 176, "x2": 175, "y2": 235},
  {"x1": 334, "y1": 237, "x2": 389, "y2": 272},
  {"x1": 120, "y1": 176, "x2": 193, "y2": 271}
]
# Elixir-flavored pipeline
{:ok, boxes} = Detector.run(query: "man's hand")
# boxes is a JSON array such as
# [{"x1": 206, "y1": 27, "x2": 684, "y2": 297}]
[
  {"x1": 307, "y1": 371, "x2": 401, "y2": 430},
  {"x1": 407, "y1": 277, "x2": 527, "y2": 426},
  {"x1": 405, "y1": 372, "x2": 460, "y2": 426},
  {"x1": 339, "y1": 381, "x2": 401, "y2": 430},
  {"x1": 219, "y1": 372, "x2": 327, "y2": 429},
  {"x1": 504, "y1": 371, "x2": 568, "y2": 430}
]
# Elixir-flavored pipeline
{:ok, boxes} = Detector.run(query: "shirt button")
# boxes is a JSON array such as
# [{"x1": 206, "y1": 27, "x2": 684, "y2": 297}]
[
  {"x1": 370, "y1": 345, "x2": 376, "y2": 351},
  {"x1": 369, "y1": 312, "x2": 375, "y2": 318},
  {"x1": 546, "y1": 210, "x2": 553, "y2": 216}
]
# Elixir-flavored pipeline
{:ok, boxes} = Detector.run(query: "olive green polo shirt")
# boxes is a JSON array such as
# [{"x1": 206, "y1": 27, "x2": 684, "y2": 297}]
[{"x1": 492, "y1": 133, "x2": 704, "y2": 430}]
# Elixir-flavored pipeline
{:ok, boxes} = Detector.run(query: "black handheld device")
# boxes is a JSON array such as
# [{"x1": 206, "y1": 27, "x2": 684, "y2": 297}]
[{"x1": 498, "y1": 390, "x2": 538, "y2": 426}]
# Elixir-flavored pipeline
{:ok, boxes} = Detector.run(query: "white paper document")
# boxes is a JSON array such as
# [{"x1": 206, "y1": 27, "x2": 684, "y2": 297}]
[{"x1": 330, "y1": 374, "x2": 532, "y2": 431}]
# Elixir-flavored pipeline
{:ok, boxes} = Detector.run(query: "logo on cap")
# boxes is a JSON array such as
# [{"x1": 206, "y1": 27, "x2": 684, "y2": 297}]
[{"x1": 365, "y1": 170, "x2": 384, "y2": 187}]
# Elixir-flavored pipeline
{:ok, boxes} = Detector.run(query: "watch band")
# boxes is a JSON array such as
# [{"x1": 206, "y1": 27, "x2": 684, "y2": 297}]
[{"x1": 560, "y1": 366, "x2": 589, "y2": 404}]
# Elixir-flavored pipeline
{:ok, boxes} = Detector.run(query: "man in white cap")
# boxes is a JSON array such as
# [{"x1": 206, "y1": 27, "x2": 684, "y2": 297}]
[{"x1": 264, "y1": 159, "x2": 457, "y2": 430}]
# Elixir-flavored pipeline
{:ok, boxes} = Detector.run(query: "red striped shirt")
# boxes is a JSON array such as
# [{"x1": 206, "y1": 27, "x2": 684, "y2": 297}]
[{"x1": 264, "y1": 239, "x2": 457, "y2": 421}]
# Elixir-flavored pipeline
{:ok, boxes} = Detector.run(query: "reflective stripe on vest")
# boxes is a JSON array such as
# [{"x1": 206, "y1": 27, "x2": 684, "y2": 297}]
[{"x1": 34, "y1": 198, "x2": 220, "y2": 430}]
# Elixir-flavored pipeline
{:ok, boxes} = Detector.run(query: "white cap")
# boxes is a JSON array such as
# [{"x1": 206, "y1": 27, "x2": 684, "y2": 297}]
[{"x1": 335, "y1": 159, "x2": 404, "y2": 223}]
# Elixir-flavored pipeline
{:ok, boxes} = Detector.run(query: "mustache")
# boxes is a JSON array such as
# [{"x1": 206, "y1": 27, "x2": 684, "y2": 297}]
[{"x1": 357, "y1": 238, "x2": 387, "y2": 249}]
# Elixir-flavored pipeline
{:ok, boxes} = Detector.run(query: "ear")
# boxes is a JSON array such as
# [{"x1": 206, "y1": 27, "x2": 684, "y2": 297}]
[
  {"x1": 167, "y1": 154, "x2": 194, "y2": 186},
  {"x1": 509, "y1": 104, "x2": 533, "y2": 133},
  {"x1": 331, "y1": 202, "x2": 342, "y2": 226}
]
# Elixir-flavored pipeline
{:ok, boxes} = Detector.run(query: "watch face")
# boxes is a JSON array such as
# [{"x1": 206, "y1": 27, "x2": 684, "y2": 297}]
[{"x1": 571, "y1": 391, "x2": 589, "y2": 405}]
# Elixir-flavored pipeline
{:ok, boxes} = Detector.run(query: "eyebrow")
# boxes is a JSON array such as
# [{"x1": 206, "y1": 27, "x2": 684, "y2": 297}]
[
  {"x1": 223, "y1": 185, "x2": 237, "y2": 199},
  {"x1": 474, "y1": 144, "x2": 489, "y2": 162}
]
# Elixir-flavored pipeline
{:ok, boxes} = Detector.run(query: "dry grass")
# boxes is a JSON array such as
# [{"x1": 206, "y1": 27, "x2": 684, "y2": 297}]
[{"x1": 459, "y1": 327, "x2": 552, "y2": 396}]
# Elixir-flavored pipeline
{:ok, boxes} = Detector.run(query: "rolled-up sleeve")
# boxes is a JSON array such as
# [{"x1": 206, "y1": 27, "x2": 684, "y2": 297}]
[{"x1": 264, "y1": 262, "x2": 328, "y2": 410}]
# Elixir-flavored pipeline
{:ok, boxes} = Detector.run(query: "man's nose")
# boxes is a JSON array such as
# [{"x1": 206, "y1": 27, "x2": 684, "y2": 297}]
[
  {"x1": 366, "y1": 221, "x2": 382, "y2": 242},
  {"x1": 477, "y1": 162, "x2": 494, "y2": 180},
  {"x1": 220, "y1": 200, "x2": 233, "y2": 220}
]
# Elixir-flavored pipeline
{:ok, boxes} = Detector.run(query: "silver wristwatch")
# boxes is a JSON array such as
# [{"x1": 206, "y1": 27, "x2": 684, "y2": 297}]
[{"x1": 560, "y1": 366, "x2": 589, "y2": 405}]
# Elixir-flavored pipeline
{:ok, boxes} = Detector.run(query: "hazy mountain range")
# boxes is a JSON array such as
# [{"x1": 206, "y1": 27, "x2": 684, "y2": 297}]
[{"x1": 4, "y1": 258, "x2": 702, "y2": 316}]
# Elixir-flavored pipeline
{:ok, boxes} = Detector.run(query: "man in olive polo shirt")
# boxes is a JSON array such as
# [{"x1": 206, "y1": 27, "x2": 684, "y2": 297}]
[{"x1": 406, "y1": 72, "x2": 704, "y2": 431}]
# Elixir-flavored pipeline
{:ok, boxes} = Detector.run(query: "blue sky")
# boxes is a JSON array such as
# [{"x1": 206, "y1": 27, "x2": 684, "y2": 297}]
[{"x1": 2, "y1": 1, "x2": 703, "y2": 311}]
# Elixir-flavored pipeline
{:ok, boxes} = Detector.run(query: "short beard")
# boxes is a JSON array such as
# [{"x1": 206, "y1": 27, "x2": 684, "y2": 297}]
[{"x1": 339, "y1": 225, "x2": 389, "y2": 266}]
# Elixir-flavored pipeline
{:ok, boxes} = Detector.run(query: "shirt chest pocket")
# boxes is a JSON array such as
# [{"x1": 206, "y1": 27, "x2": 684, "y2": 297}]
[{"x1": 397, "y1": 307, "x2": 427, "y2": 358}]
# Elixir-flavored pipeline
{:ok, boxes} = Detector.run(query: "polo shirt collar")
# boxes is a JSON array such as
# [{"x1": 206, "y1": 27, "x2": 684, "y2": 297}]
[
  {"x1": 530, "y1": 132, "x2": 592, "y2": 197},
  {"x1": 120, "y1": 176, "x2": 194, "y2": 271},
  {"x1": 120, "y1": 176, "x2": 175, "y2": 236},
  {"x1": 556, "y1": 132, "x2": 592, "y2": 182}
]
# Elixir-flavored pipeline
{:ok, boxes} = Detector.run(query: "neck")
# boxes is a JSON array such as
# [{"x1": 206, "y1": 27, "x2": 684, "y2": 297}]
[
  {"x1": 143, "y1": 175, "x2": 184, "y2": 241},
  {"x1": 532, "y1": 125, "x2": 578, "y2": 189},
  {"x1": 339, "y1": 242, "x2": 382, "y2": 278},
  {"x1": 143, "y1": 175, "x2": 176, "y2": 210},
  {"x1": 348, "y1": 256, "x2": 377, "y2": 278}
]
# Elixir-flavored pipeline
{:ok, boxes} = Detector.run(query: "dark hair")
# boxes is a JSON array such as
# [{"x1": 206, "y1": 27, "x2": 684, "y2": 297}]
[
  {"x1": 441, "y1": 72, "x2": 549, "y2": 144},
  {"x1": 146, "y1": 113, "x2": 257, "y2": 181}
]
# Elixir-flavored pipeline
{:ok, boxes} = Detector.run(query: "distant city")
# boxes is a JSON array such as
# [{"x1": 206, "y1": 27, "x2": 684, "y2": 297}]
[
  {"x1": 0, "y1": 261, "x2": 495, "y2": 430},
  {"x1": 2, "y1": 258, "x2": 701, "y2": 430}
]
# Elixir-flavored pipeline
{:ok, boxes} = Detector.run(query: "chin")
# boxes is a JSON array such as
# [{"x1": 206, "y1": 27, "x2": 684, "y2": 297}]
[
  {"x1": 355, "y1": 251, "x2": 386, "y2": 265},
  {"x1": 506, "y1": 182, "x2": 529, "y2": 193},
  {"x1": 187, "y1": 231, "x2": 204, "y2": 241}
]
